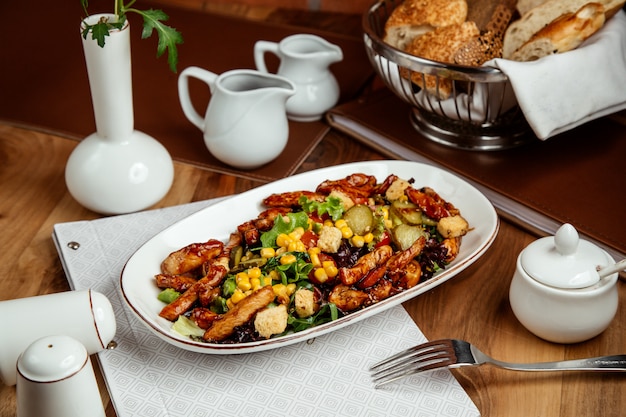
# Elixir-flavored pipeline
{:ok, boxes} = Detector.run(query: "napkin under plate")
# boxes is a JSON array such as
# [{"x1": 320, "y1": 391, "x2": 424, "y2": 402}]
[{"x1": 52, "y1": 199, "x2": 479, "y2": 417}]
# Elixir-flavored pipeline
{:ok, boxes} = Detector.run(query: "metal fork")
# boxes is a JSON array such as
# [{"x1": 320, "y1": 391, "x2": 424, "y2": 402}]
[{"x1": 370, "y1": 339, "x2": 626, "y2": 388}]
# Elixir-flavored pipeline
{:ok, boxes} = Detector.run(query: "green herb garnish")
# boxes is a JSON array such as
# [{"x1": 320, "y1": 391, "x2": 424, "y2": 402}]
[
  {"x1": 287, "y1": 303, "x2": 340, "y2": 333},
  {"x1": 80, "y1": 0, "x2": 183, "y2": 72},
  {"x1": 264, "y1": 251, "x2": 314, "y2": 285}
]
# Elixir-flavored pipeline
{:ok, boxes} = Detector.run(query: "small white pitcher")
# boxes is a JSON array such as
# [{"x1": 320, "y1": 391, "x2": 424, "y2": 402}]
[
  {"x1": 178, "y1": 67, "x2": 296, "y2": 169},
  {"x1": 254, "y1": 34, "x2": 343, "y2": 122}
]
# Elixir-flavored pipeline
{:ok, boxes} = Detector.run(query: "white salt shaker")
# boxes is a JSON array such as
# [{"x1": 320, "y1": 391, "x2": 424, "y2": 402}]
[
  {"x1": 16, "y1": 335, "x2": 106, "y2": 417},
  {"x1": 0, "y1": 289, "x2": 116, "y2": 385}
]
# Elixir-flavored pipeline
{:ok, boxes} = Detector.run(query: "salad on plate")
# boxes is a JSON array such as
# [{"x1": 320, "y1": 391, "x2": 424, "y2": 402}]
[{"x1": 154, "y1": 172, "x2": 470, "y2": 344}]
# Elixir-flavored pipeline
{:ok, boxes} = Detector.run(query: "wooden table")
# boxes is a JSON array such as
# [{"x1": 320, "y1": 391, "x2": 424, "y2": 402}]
[{"x1": 1, "y1": 5, "x2": 624, "y2": 417}]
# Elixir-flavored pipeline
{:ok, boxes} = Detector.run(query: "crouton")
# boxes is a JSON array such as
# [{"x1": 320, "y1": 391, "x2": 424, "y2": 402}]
[
  {"x1": 294, "y1": 288, "x2": 319, "y2": 318},
  {"x1": 437, "y1": 215, "x2": 469, "y2": 238},
  {"x1": 254, "y1": 304, "x2": 288, "y2": 339},
  {"x1": 385, "y1": 178, "x2": 412, "y2": 201},
  {"x1": 317, "y1": 226, "x2": 343, "y2": 253}
]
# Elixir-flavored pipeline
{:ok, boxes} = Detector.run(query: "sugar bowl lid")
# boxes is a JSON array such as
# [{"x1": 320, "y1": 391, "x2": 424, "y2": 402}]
[{"x1": 520, "y1": 223, "x2": 607, "y2": 289}]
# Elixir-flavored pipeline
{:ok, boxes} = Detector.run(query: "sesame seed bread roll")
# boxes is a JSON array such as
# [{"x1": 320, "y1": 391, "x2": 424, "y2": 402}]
[
  {"x1": 384, "y1": 0, "x2": 469, "y2": 50},
  {"x1": 402, "y1": 21, "x2": 480, "y2": 98}
]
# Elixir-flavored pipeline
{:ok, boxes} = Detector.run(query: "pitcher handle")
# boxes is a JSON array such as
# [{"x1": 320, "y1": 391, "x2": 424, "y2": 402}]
[
  {"x1": 254, "y1": 41, "x2": 280, "y2": 74},
  {"x1": 177, "y1": 66, "x2": 218, "y2": 131}
]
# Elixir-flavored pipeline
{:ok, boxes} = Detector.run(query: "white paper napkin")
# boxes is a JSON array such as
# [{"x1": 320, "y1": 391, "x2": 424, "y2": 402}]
[
  {"x1": 489, "y1": 10, "x2": 626, "y2": 140},
  {"x1": 52, "y1": 198, "x2": 479, "y2": 417}
]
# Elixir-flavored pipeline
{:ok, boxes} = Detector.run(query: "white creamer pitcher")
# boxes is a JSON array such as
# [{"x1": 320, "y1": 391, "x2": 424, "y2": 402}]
[
  {"x1": 254, "y1": 34, "x2": 343, "y2": 122},
  {"x1": 178, "y1": 67, "x2": 296, "y2": 169}
]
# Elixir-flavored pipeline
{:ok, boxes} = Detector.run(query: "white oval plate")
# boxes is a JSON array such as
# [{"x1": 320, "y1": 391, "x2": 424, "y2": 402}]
[{"x1": 120, "y1": 161, "x2": 499, "y2": 353}]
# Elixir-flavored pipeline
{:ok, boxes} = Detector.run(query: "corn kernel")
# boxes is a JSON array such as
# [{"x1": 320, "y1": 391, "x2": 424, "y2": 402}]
[
  {"x1": 273, "y1": 283, "x2": 286, "y2": 296},
  {"x1": 230, "y1": 289, "x2": 246, "y2": 304},
  {"x1": 286, "y1": 283, "x2": 296, "y2": 295},
  {"x1": 288, "y1": 241, "x2": 299, "y2": 252},
  {"x1": 334, "y1": 219, "x2": 347, "y2": 229},
  {"x1": 276, "y1": 233, "x2": 291, "y2": 248},
  {"x1": 276, "y1": 247, "x2": 287, "y2": 256},
  {"x1": 322, "y1": 260, "x2": 338, "y2": 278},
  {"x1": 323, "y1": 219, "x2": 334, "y2": 227},
  {"x1": 351, "y1": 235, "x2": 365, "y2": 248},
  {"x1": 295, "y1": 241, "x2": 306, "y2": 252},
  {"x1": 248, "y1": 267, "x2": 261, "y2": 279},
  {"x1": 250, "y1": 277, "x2": 261, "y2": 290},
  {"x1": 308, "y1": 247, "x2": 321, "y2": 256},
  {"x1": 289, "y1": 227, "x2": 305, "y2": 240},
  {"x1": 314, "y1": 267, "x2": 329, "y2": 283},
  {"x1": 309, "y1": 252, "x2": 321, "y2": 267},
  {"x1": 260, "y1": 247, "x2": 276, "y2": 259},
  {"x1": 340, "y1": 226, "x2": 353, "y2": 239},
  {"x1": 363, "y1": 232, "x2": 374, "y2": 243},
  {"x1": 381, "y1": 206, "x2": 389, "y2": 219},
  {"x1": 235, "y1": 272, "x2": 251, "y2": 291},
  {"x1": 268, "y1": 270, "x2": 280, "y2": 281},
  {"x1": 280, "y1": 253, "x2": 297, "y2": 265},
  {"x1": 226, "y1": 299, "x2": 234, "y2": 310},
  {"x1": 384, "y1": 219, "x2": 393, "y2": 229}
]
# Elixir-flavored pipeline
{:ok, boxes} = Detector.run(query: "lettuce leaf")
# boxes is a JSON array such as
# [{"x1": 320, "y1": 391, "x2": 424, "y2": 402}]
[
  {"x1": 299, "y1": 196, "x2": 344, "y2": 221},
  {"x1": 260, "y1": 211, "x2": 309, "y2": 248}
]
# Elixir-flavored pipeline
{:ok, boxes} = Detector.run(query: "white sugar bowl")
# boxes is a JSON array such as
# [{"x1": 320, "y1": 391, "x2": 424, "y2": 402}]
[{"x1": 509, "y1": 223, "x2": 619, "y2": 344}]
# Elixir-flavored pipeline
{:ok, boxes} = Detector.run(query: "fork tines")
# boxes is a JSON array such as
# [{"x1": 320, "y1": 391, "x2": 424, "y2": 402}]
[{"x1": 370, "y1": 340, "x2": 456, "y2": 388}]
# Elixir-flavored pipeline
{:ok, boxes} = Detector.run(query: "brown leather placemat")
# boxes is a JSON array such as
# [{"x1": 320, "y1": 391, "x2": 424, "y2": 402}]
[
  {"x1": 0, "y1": 1, "x2": 373, "y2": 182},
  {"x1": 327, "y1": 88, "x2": 626, "y2": 258}
]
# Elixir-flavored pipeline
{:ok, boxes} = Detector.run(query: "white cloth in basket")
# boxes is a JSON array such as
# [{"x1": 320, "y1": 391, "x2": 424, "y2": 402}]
[{"x1": 489, "y1": 10, "x2": 626, "y2": 140}]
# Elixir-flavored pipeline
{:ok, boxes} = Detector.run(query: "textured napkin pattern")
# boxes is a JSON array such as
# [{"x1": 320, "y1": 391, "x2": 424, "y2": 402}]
[
  {"x1": 490, "y1": 11, "x2": 626, "y2": 139},
  {"x1": 53, "y1": 199, "x2": 479, "y2": 417}
]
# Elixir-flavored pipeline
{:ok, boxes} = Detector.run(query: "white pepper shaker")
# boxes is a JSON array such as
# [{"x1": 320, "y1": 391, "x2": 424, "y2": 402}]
[{"x1": 16, "y1": 335, "x2": 106, "y2": 417}]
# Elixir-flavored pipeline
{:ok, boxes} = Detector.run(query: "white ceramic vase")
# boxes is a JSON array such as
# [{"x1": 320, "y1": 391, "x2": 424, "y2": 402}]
[{"x1": 65, "y1": 14, "x2": 174, "y2": 215}]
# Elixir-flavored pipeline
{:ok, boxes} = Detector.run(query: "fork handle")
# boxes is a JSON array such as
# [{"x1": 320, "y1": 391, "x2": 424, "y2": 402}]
[{"x1": 491, "y1": 355, "x2": 626, "y2": 372}]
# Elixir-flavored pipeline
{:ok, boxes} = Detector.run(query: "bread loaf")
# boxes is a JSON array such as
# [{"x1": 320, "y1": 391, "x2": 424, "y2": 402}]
[
  {"x1": 503, "y1": 0, "x2": 624, "y2": 58},
  {"x1": 509, "y1": 2, "x2": 606, "y2": 61},
  {"x1": 503, "y1": 0, "x2": 594, "y2": 57},
  {"x1": 384, "y1": 0, "x2": 469, "y2": 50},
  {"x1": 403, "y1": 21, "x2": 480, "y2": 98},
  {"x1": 517, "y1": 0, "x2": 626, "y2": 17}
]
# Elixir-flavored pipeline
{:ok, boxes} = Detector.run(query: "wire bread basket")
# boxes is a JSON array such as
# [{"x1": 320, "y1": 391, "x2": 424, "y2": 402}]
[{"x1": 363, "y1": 0, "x2": 533, "y2": 150}]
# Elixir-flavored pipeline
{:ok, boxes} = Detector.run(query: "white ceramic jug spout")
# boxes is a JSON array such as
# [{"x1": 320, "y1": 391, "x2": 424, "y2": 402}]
[{"x1": 254, "y1": 34, "x2": 344, "y2": 122}]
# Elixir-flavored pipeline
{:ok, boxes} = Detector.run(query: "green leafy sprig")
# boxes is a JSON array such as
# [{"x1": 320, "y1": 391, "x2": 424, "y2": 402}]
[{"x1": 80, "y1": 0, "x2": 183, "y2": 72}]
